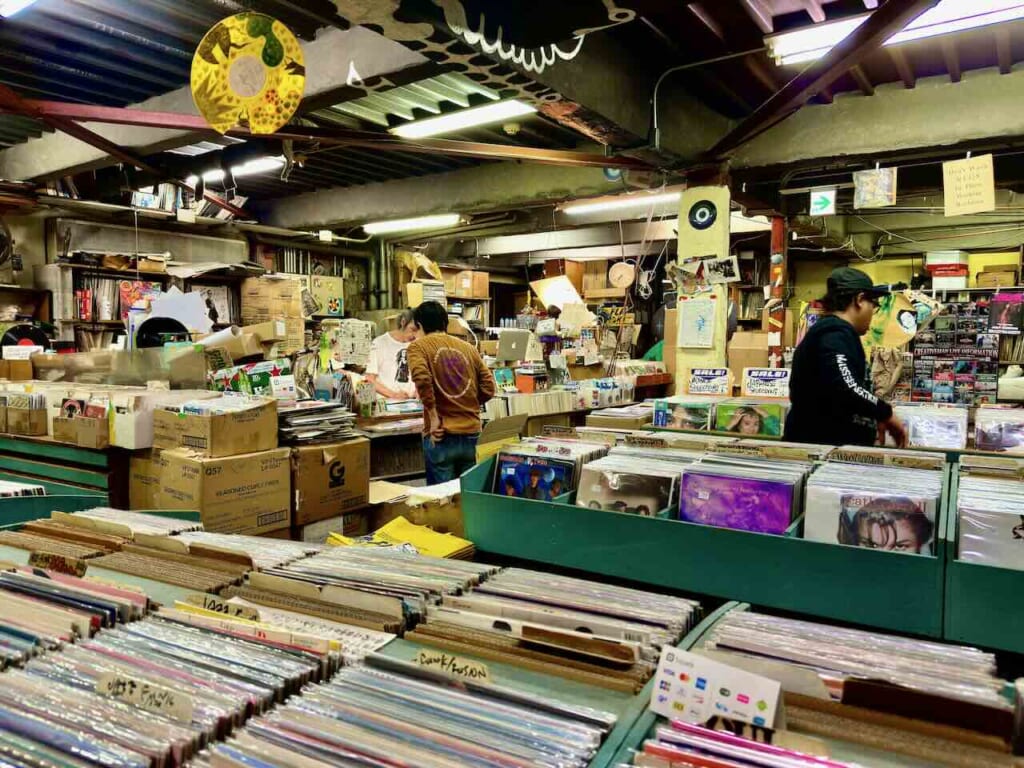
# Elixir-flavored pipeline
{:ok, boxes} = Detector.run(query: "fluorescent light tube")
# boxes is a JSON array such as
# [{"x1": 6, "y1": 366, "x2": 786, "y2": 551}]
[
  {"x1": 766, "y1": 1, "x2": 1024, "y2": 66},
  {"x1": 0, "y1": 0, "x2": 40, "y2": 17},
  {"x1": 186, "y1": 156, "x2": 285, "y2": 186},
  {"x1": 562, "y1": 191, "x2": 682, "y2": 216},
  {"x1": 362, "y1": 213, "x2": 462, "y2": 235},
  {"x1": 390, "y1": 100, "x2": 536, "y2": 139}
]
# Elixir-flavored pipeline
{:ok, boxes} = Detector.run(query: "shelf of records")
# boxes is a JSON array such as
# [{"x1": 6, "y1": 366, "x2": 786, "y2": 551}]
[
  {"x1": 0, "y1": 503, "x2": 713, "y2": 768},
  {"x1": 610, "y1": 603, "x2": 1023, "y2": 768}
]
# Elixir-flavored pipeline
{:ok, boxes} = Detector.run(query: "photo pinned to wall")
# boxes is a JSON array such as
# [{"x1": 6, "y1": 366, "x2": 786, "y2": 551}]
[
  {"x1": 703, "y1": 255, "x2": 741, "y2": 284},
  {"x1": 854, "y1": 167, "x2": 898, "y2": 209}
]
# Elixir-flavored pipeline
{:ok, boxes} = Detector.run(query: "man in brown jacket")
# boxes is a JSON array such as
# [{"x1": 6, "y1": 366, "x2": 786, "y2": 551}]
[{"x1": 407, "y1": 301, "x2": 497, "y2": 484}]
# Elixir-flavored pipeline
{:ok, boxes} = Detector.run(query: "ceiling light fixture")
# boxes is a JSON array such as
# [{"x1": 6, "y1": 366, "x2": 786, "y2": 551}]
[
  {"x1": 766, "y1": 0, "x2": 1024, "y2": 66},
  {"x1": 561, "y1": 191, "x2": 682, "y2": 216},
  {"x1": 0, "y1": 0, "x2": 40, "y2": 17},
  {"x1": 390, "y1": 100, "x2": 536, "y2": 139},
  {"x1": 362, "y1": 213, "x2": 463, "y2": 235},
  {"x1": 185, "y1": 156, "x2": 285, "y2": 186}
]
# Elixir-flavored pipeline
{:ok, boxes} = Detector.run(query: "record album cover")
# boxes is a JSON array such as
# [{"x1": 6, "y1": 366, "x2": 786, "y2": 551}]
[
  {"x1": 577, "y1": 467, "x2": 676, "y2": 517},
  {"x1": 714, "y1": 403, "x2": 785, "y2": 437},
  {"x1": 838, "y1": 493, "x2": 936, "y2": 554},
  {"x1": 679, "y1": 471, "x2": 794, "y2": 534},
  {"x1": 495, "y1": 453, "x2": 575, "y2": 500}
]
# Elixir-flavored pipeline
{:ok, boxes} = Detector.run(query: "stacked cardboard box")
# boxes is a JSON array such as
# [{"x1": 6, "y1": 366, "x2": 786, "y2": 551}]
[{"x1": 240, "y1": 276, "x2": 307, "y2": 354}]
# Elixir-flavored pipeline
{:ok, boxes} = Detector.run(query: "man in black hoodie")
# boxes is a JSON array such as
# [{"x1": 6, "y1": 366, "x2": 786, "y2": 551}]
[{"x1": 784, "y1": 267, "x2": 908, "y2": 448}]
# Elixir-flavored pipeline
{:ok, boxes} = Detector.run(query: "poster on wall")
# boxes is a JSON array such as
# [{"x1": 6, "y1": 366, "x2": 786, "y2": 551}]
[
  {"x1": 854, "y1": 168, "x2": 898, "y2": 209},
  {"x1": 678, "y1": 297, "x2": 717, "y2": 348},
  {"x1": 943, "y1": 154, "x2": 996, "y2": 217}
]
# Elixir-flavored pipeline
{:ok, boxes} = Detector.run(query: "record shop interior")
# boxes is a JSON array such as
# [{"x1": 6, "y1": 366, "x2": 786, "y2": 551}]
[{"x1": 8, "y1": 1, "x2": 1024, "y2": 766}]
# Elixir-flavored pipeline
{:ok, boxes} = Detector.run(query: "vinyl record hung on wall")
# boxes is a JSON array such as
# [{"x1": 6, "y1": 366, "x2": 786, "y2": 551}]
[
  {"x1": 191, "y1": 13, "x2": 306, "y2": 135},
  {"x1": 0, "y1": 323, "x2": 49, "y2": 348},
  {"x1": 687, "y1": 199, "x2": 718, "y2": 231}
]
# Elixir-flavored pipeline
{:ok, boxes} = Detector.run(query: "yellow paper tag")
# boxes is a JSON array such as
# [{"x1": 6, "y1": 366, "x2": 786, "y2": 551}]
[
  {"x1": 414, "y1": 649, "x2": 491, "y2": 683},
  {"x1": 96, "y1": 672, "x2": 194, "y2": 722},
  {"x1": 182, "y1": 592, "x2": 260, "y2": 622}
]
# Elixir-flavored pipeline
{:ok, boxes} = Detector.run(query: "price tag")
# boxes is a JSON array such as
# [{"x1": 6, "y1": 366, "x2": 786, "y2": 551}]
[
  {"x1": 686, "y1": 368, "x2": 731, "y2": 396},
  {"x1": 415, "y1": 650, "x2": 491, "y2": 683},
  {"x1": 626, "y1": 435, "x2": 667, "y2": 449},
  {"x1": 741, "y1": 368, "x2": 791, "y2": 399},
  {"x1": 28, "y1": 551, "x2": 87, "y2": 577},
  {"x1": 96, "y1": 672, "x2": 194, "y2": 722},
  {"x1": 183, "y1": 592, "x2": 260, "y2": 621}
]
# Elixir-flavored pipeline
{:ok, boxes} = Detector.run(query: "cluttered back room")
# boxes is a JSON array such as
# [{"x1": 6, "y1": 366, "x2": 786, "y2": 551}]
[{"x1": 9, "y1": 1, "x2": 1024, "y2": 766}]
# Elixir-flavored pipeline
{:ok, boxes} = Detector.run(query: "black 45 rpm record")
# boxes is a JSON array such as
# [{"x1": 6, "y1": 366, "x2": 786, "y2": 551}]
[
  {"x1": 688, "y1": 199, "x2": 718, "y2": 230},
  {"x1": 0, "y1": 323, "x2": 49, "y2": 348}
]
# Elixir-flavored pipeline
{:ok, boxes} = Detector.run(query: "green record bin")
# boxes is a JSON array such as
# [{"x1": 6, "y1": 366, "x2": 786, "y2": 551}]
[
  {"x1": 462, "y1": 459, "x2": 950, "y2": 638},
  {"x1": 943, "y1": 470, "x2": 1024, "y2": 652}
]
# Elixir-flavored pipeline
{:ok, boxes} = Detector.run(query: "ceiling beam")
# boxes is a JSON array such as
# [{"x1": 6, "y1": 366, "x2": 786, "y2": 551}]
[
  {"x1": 801, "y1": 0, "x2": 827, "y2": 23},
  {"x1": 941, "y1": 39, "x2": 962, "y2": 83},
  {"x1": 850, "y1": 65, "x2": 875, "y2": 96},
  {"x1": 997, "y1": 27, "x2": 1013, "y2": 75},
  {"x1": 5, "y1": 100, "x2": 652, "y2": 170},
  {"x1": 889, "y1": 48, "x2": 916, "y2": 88},
  {"x1": 0, "y1": 85, "x2": 246, "y2": 218},
  {"x1": 708, "y1": 0, "x2": 942, "y2": 158},
  {"x1": 740, "y1": 0, "x2": 774, "y2": 34}
]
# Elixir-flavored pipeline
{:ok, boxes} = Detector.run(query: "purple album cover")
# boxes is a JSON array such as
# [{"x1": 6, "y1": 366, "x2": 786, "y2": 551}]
[{"x1": 679, "y1": 471, "x2": 794, "y2": 534}]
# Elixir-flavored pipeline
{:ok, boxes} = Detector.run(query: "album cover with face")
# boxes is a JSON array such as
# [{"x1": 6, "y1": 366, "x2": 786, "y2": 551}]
[
  {"x1": 495, "y1": 453, "x2": 576, "y2": 501},
  {"x1": 577, "y1": 465, "x2": 677, "y2": 518}
]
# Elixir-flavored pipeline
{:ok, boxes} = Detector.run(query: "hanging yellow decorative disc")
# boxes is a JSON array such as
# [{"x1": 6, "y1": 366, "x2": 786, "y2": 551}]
[{"x1": 191, "y1": 13, "x2": 305, "y2": 135}]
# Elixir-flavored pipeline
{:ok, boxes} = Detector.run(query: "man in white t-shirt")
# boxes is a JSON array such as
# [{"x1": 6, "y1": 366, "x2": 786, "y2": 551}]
[{"x1": 365, "y1": 309, "x2": 421, "y2": 400}]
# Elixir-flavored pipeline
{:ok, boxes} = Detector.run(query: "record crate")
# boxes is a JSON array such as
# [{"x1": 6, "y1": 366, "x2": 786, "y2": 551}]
[
  {"x1": 943, "y1": 468, "x2": 1024, "y2": 653},
  {"x1": 462, "y1": 458, "x2": 951, "y2": 638}
]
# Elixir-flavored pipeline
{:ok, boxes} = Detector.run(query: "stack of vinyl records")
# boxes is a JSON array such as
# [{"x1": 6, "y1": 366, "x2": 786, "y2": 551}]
[
  {"x1": 203, "y1": 654, "x2": 617, "y2": 767},
  {"x1": 172, "y1": 531, "x2": 323, "y2": 570},
  {"x1": 0, "y1": 566, "x2": 147, "y2": 668},
  {"x1": 278, "y1": 399, "x2": 357, "y2": 444},
  {"x1": 957, "y1": 474, "x2": 1024, "y2": 570},
  {"x1": 409, "y1": 567, "x2": 701, "y2": 693},
  {"x1": 494, "y1": 438, "x2": 609, "y2": 500},
  {"x1": 678, "y1": 455, "x2": 812, "y2": 534},
  {"x1": 576, "y1": 454, "x2": 693, "y2": 516},
  {"x1": 975, "y1": 405, "x2": 1024, "y2": 454},
  {"x1": 804, "y1": 463, "x2": 943, "y2": 555},
  {"x1": 1, "y1": 611, "x2": 331, "y2": 768},
  {"x1": 705, "y1": 610, "x2": 1008, "y2": 709},
  {"x1": 68, "y1": 507, "x2": 203, "y2": 536},
  {"x1": 893, "y1": 403, "x2": 969, "y2": 449},
  {"x1": 228, "y1": 547, "x2": 498, "y2": 632},
  {"x1": 0, "y1": 479, "x2": 46, "y2": 497},
  {"x1": 633, "y1": 722, "x2": 853, "y2": 768},
  {"x1": 88, "y1": 544, "x2": 250, "y2": 594}
]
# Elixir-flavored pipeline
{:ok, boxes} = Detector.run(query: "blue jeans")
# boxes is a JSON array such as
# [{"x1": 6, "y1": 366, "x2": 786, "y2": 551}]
[{"x1": 423, "y1": 433, "x2": 479, "y2": 485}]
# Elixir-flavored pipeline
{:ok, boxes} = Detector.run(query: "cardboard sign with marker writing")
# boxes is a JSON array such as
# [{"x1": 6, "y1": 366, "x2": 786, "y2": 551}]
[
  {"x1": 686, "y1": 368, "x2": 731, "y2": 396},
  {"x1": 741, "y1": 368, "x2": 791, "y2": 400},
  {"x1": 415, "y1": 649, "x2": 491, "y2": 683},
  {"x1": 96, "y1": 672, "x2": 194, "y2": 723}
]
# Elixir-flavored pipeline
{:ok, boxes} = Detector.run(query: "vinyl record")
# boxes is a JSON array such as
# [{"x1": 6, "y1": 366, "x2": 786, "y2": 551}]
[
  {"x1": 687, "y1": 199, "x2": 718, "y2": 230},
  {"x1": 134, "y1": 317, "x2": 189, "y2": 348},
  {"x1": 191, "y1": 13, "x2": 305, "y2": 135},
  {"x1": 0, "y1": 323, "x2": 49, "y2": 348}
]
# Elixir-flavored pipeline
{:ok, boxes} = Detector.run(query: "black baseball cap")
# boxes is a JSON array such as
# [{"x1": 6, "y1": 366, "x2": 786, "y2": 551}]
[{"x1": 827, "y1": 267, "x2": 890, "y2": 298}]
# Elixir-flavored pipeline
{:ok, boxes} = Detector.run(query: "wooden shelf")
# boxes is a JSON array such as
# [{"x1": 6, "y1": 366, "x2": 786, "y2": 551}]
[
  {"x1": 445, "y1": 295, "x2": 490, "y2": 302},
  {"x1": 57, "y1": 319, "x2": 126, "y2": 327}
]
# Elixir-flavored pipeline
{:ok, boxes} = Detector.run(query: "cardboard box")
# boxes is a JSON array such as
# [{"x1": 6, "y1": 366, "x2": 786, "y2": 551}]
[
  {"x1": 367, "y1": 481, "x2": 464, "y2": 536},
  {"x1": 441, "y1": 269, "x2": 458, "y2": 295},
  {"x1": 145, "y1": 447, "x2": 291, "y2": 535},
  {"x1": 111, "y1": 389, "x2": 219, "y2": 451},
  {"x1": 727, "y1": 331, "x2": 769, "y2": 388},
  {"x1": 476, "y1": 414, "x2": 528, "y2": 461},
  {"x1": 933, "y1": 275, "x2": 968, "y2": 291},
  {"x1": 202, "y1": 331, "x2": 263, "y2": 363},
  {"x1": 294, "y1": 510, "x2": 370, "y2": 543},
  {"x1": 404, "y1": 280, "x2": 445, "y2": 308},
  {"x1": 454, "y1": 270, "x2": 489, "y2": 299},
  {"x1": 664, "y1": 307, "x2": 678, "y2": 378},
  {"x1": 310, "y1": 275, "x2": 344, "y2": 316},
  {"x1": 129, "y1": 450, "x2": 162, "y2": 509},
  {"x1": 977, "y1": 270, "x2": 1018, "y2": 288},
  {"x1": 761, "y1": 307, "x2": 798, "y2": 351},
  {"x1": 152, "y1": 398, "x2": 277, "y2": 458},
  {"x1": 53, "y1": 416, "x2": 109, "y2": 449},
  {"x1": 242, "y1": 320, "x2": 287, "y2": 343},
  {"x1": 480, "y1": 340, "x2": 499, "y2": 357},
  {"x1": 291, "y1": 438, "x2": 370, "y2": 526},
  {"x1": 7, "y1": 360, "x2": 32, "y2": 381},
  {"x1": 0, "y1": 404, "x2": 6, "y2": 432},
  {"x1": 241, "y1": 276, "x2": 306, "y2": 323},
  {"x1": 7, "y1": 407, "x2": 46, "y2": 436}
]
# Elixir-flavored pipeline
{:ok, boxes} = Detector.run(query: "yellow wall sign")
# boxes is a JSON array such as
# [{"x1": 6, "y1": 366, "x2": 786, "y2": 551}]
[{"x1": 191, "y1": 13, "x2": 305, "y2": 135}]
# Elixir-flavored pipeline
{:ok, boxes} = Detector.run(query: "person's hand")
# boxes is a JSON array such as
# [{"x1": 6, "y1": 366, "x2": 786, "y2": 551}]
[
  {"x1": 429, "y1": 410, "x2": 445, "y2": 443},
  {"x1": 878, "y1": 415, "x2": 908, "y2": 448}
]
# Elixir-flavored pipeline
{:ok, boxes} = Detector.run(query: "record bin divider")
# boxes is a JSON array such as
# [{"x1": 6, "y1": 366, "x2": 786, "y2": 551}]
[
  {"x1": 461, "y1": 457, "x2": 949, "y2": 638},
  {"x1": 943, "y1": 465, "x2": 1024, "y2": 653},
  {"x1": 597, "y1": 601, "x2": 745, "y2": 768}
]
